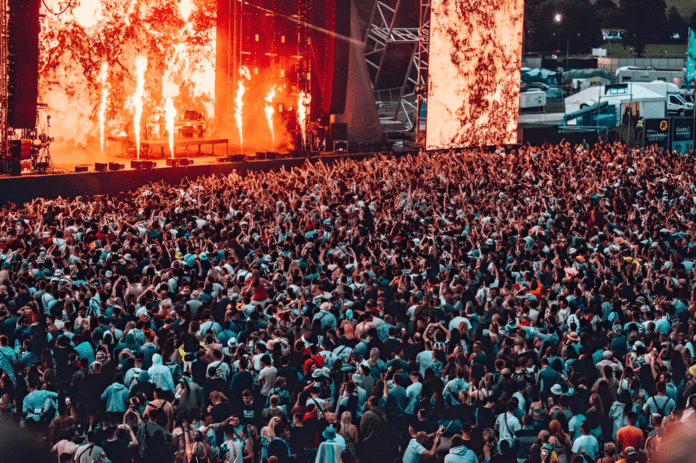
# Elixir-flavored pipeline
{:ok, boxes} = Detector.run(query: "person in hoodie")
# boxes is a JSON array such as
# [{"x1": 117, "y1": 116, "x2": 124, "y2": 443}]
[
  {"x1": 101, "y1": 373, "x2": 129, "y2": 412},
  {"x1": 445, "y1": 435, "x2": 477, "y2": 463},
  {"x1": 139, "y1": 332, "x2": 158, "y2": 369},
  {"x1": 149, "y1": 353, "x2": 176, "y2": 392},
  {"x1": 130, "y1": 370, "x2": 155, "y2": 400},
  {"x1": 114, "y1": 332, "x2": 140, "y2": 367}
]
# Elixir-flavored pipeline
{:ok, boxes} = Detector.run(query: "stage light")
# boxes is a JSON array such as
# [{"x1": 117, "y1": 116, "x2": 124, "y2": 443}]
[
  {"x1": 165, "y1": 158, "x2": 193, "y2": 167},
  {"x1": 130, "y1": 160, "x2": 155, "y2": 170}
]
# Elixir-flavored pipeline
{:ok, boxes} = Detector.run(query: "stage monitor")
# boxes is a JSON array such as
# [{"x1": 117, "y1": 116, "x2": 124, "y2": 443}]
[{"x1": 425, "y1": 0, "x2": 524, "y2": 150}]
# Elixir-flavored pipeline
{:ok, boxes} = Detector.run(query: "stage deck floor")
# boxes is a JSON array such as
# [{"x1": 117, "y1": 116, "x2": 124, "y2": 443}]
[{"x1": 43, "y1": 147, "x2": 225, "y2": 175}]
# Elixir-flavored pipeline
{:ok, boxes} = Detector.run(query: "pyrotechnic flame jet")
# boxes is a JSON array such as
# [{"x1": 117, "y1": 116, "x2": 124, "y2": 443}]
[
  {"x1": 132, "y1": 55, "x2": 148, "y2": 160},
  {"x1": 98, "y1": 62, "x2": 110, "y2": 157},
  {"x1": 297, "y1": 92, "x2": 311, "y2": 150},
  {"x1": 264, "y1": 86, "x2": 277, "y2": 149},
  {"x1": 235, "y1": 66, "x2": 251, "y2": 152}
]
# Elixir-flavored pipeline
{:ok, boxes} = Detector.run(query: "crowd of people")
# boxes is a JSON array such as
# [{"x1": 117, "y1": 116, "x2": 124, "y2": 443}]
[{"x1": 1, "y1": 141, "x2": 696, "y2": 463}]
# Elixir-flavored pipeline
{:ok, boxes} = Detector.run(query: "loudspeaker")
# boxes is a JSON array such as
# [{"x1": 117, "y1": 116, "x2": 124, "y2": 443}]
[
  {"x1": 6, "y1": 160, "x2": 21, "y2": 176},
  {"x1": 330, "y1": 123, "x2": 348, "y2": 142},
  {"x1": 8, "y1": 140, "x2": 21, "y2": 160},
  {"x1": 94, "y1": 163, "x2": 107, "y2": 172},
  {"x1": 7, "y1": 0, "x2": 40, "y2": 129},
  {"x1": 310, "y1": 0, "x2": 351, "y2": 117},
  {"x1": 75, "y1": 165, "x2": 89, "y2": 172}
]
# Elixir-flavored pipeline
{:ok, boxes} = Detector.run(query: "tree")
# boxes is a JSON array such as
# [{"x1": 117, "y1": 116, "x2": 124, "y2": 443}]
[
  {"x1": 621, "y1": 0, "x2": 669, "y2": 56},
  {"x1": 667, "y1": 7, "x2": 688, "y2": 41},
  {"x1": 594, "y1": 0, "x2": 622, "y2": 29},
  {"x1": 523, "y1": 0, "x2": 600, "y2": 54}
]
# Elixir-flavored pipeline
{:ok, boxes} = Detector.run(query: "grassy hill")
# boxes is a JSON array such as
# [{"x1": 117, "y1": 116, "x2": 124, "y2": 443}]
[
  {"x1": 667, "y1": 0, "x2": 696, "y2": 22},
  {"x1": 599, "y1": 43, "x2": 687, "y2": 58}
]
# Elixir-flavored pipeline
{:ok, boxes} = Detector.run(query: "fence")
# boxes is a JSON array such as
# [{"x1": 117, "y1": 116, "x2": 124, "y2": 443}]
[{"x1": 597, "y1": 57, "x2": 685, "y2": 74}]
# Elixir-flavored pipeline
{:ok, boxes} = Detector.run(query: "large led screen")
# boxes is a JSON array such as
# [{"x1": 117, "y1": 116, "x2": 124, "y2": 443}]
[{"x1": 426, "y1": 0, "x2": 524, "y2": 150}]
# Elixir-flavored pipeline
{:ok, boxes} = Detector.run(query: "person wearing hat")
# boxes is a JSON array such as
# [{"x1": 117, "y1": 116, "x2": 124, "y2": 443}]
[{"x1": 616, "y1": 446, "x2": 638, "y2": 463}]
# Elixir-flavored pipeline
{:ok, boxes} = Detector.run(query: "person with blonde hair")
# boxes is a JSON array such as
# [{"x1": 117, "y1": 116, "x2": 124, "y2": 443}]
[
  {"x1": 338, "y1": 411, "x2": 358, "y2": 458},
  {"x1": 189, "y1": 442, "x2": 210, "y2": 463},
  {"x1": 261, "y1": 417, "x2": 282, "y2": 462}
]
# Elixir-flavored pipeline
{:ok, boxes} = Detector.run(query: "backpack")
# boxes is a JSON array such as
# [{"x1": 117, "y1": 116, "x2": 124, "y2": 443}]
[
  {"x1": 643, "y1": 432, "x2": 662, "y2": 462},
  {"x1": 684, "y1": 379, "x2": 696, "y2": 401}
]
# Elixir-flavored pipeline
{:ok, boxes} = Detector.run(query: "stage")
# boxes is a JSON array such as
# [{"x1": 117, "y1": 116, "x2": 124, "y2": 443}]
[{"x1": 0, "y1": 148, "x2": 418, "y2": 205}]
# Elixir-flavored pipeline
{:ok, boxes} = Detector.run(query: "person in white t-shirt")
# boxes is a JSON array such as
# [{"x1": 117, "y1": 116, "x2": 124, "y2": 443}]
[{"x1": 495, "y1": 401, "x2": 521, "y2": 447}]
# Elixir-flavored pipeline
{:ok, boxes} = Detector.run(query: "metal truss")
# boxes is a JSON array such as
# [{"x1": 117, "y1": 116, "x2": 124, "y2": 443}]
[
  {"x1": 364, "y1": 0, "x2": 430, "y2": 135},
  {"x1": 414, "y1": 0, "x2": 430, "y2": 144}
]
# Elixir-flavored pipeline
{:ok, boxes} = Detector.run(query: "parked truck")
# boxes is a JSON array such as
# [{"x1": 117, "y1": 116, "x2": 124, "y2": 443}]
[
  {"x1": 632, "y1": 81, "x2": 693, "y2": 116},
  {"x1": 616, "y1": 67, "x2": 684, "y2": 86},
  {"x1": 519, "y1": 89, "x2": 546, "y2": 111}
]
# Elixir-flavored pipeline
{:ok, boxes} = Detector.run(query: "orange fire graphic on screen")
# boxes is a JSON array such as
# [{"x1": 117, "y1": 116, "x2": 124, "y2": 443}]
[
  {"x1": 297, "y1": 91, "x2": 311, "y2": 150},
  {"x1": 235, "y1": 66, "x2": 251, "y2": 152},
  {"x1": 132, "y1": 55, "x2": 148, "y2": 160},
  {"x1": 98, "y1": 62, "x2": 110, "y2": 156},
  {"x1": 38, "y1": 0, "x2": 216, "y2": 151},
  {"x1": 264, "y1": 85, "x2": 277, "y2": 149}
]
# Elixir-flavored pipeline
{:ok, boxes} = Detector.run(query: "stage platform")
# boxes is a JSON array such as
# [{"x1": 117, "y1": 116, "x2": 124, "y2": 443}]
[{"x1": 0, "y1": 148, "x2": 418, "y2": 205}]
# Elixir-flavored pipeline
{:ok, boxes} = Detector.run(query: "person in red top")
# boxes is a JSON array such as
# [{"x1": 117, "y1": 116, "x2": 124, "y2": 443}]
[
  {"x1": 616, "y1": 412, "x2": 643, "y2": 455},
  {"x1": 303, "y1": 345, "x2": 324, "y2": 373}
]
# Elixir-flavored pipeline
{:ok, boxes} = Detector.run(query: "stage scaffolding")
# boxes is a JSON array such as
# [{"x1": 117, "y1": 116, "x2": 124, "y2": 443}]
[{"x1": 363, "y1": 0, "x2": 429, "y2": 142}]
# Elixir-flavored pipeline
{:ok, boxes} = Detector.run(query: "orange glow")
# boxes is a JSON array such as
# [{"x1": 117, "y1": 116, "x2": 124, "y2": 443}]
[
  {"x1": 264, "y1": 85, "x2": 277, "y2": 149},
  {"x1": 132, "y1": 55, "x2": 148, "y2": 160},
  {"x1": 39, "y1": 0, "x2": 216, "y2": 151},
  {"x1": 297, "y1": 91, "x2": 311, "y2": 150},
  {"x1": 235, "y1": 66, "x2": 251, "y2": 152},
  {"x1": 98, "y1": 62, "x2": 110, "y2": 156}
]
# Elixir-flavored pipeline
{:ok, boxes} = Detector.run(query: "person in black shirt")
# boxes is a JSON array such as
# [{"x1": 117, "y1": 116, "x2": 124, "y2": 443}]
[
  {"x1": 210, "y1": 391, "x2": 235, "y2": 424},
  {"x1": 204, "y1": 367, "x2": 228, "y2": 402},
  {"x1": 190, "y1": 351, "x2": 209, "y2": 388},
  {"x1": 236, "y1": 389, "x2": 263, "y2": 429},
  {"x1": 230, "y1": 358, "x2": 254, "y2": 400},
  {"x1": 103, "y1": 424, "x2": 138, "y2": 463},
  {"x1": 267, "y1": 423, "x2": 292, "y2": 463}
]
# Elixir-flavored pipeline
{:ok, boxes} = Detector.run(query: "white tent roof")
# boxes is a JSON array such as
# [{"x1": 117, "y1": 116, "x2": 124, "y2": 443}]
[{"x1": 565, "y1": 84, "x2": 664, "y2": 107}]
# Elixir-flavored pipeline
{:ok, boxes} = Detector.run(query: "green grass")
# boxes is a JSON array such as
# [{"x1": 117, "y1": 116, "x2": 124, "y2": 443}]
[
  {"x1": 667, "y1": 0, "x2": 696, "y2": 23},
  {"x1": 598, "y1": 43, "x2": 688, "y2": 58},
  {"x1": 645, "y1": 44, "x2": 688, "y2": 55}
]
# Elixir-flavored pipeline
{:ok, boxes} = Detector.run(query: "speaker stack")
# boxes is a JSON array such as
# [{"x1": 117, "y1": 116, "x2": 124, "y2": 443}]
[{"x1": 7, "y1": 0, "x2": 40, "y2": 129}]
